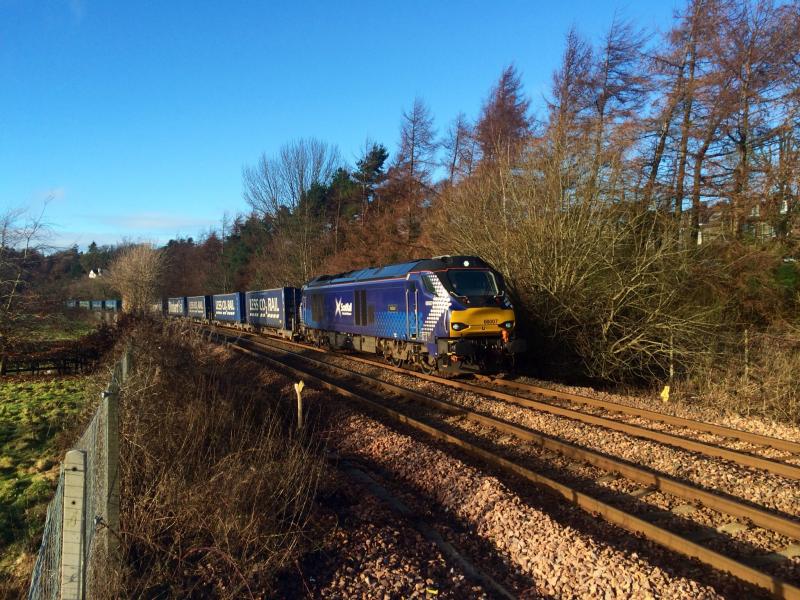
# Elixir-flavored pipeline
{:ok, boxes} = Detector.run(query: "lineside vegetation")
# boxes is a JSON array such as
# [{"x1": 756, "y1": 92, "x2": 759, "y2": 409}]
[{"x1": 105, "y1": 320, "x2": 322, "y2": 598}]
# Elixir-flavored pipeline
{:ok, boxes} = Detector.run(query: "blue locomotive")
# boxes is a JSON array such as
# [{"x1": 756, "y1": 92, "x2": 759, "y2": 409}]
[
  {"x1": 158, "y1": 255, "x2": 524, "y2": 373},
  {"x1": 301, "y1": 255, "x2": 524, "y2": 372}
]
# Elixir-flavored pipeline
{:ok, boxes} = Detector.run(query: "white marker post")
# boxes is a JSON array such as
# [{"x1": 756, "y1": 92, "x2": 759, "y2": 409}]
[{"x1": 294, "y1": 380, "x2": 305, "y2": 431}]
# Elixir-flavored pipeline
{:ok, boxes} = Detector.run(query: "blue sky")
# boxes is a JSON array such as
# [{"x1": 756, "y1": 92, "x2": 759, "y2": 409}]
[{"x1": 1, "y1": 0, "x2": 680, "y2": 249}]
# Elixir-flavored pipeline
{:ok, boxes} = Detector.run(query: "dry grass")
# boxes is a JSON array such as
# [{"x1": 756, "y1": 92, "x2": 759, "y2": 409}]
[
  {"x1": 104, "y1": 319, "x2": 323, "y2": 599},
  {"x1": 680, "y1": 332, "x2": 800, "y2": 424}
]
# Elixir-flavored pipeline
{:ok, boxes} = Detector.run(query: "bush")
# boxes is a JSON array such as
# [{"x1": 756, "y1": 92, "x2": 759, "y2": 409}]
[{"x1": 430, "y1": 162, "x2": 722, "y2": 382}]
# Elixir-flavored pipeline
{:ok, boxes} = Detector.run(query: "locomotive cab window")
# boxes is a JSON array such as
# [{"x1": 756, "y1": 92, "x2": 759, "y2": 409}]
[
  {"x1": 421, "y1": 274, "x2": 437, "y2": 294},
  {"x1": 446, "y1": 270, "x2": 499, "y2": 297}
]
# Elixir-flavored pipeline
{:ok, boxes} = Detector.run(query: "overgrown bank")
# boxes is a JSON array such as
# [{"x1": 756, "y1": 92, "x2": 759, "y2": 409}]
[{"x1": 107, "y1": 320, "x2": 322, "y2": 598}]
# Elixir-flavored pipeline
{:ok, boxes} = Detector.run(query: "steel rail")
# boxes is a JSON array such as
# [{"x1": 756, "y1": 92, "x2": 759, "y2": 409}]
[
  {"x1": 210, "y1": 329, "x2": 800, "y2": 600},
  {"x1": 219, "y1": 327, "x2": 800, "y2": 462},
  {"x1": 208, "y1": 326, "x2": 800, "y2": 479},
  {"x1": 208, "y1": 326, "x2": 800, "y2": 543},
  {"x1": 303, "y1": 340, "x2": 800, "y2": 480},
  {"x1": 476, "y1": 375, "x2": 800, "y2": 455},
  {"x1": 226, "y1": 330, "x2": 800, "y2": 541},
  {"x1": 449, "y1": 379, "x2": 800, "y2": 481}
]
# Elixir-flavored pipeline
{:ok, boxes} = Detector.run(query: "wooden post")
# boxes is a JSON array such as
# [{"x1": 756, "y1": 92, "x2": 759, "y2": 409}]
[
  {"x1": 61, "y1": 450, "x2": 86, "y2": 600},
  {"x1": 669, "y1": 330, "x2": 674, "y2": 383},
  {"x1": 121, "y1": 344, "x2": 132, "y2": 383},
  {"x1": 294, "y1": 381, "x2": 305, "y2": 431},
  {"x1": 744, "y1": 328, "x2": 750, "y2": 383}
]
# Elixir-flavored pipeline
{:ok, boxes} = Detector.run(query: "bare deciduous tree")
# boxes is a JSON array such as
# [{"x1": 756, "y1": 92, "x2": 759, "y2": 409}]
[
  {"x1": 0, "y1": 205, "x2": 49, "y2": 370},
  {"x1": 108, "y1": 244, "x2": 166, "y2": 313},
  {"x1": 432, "y1": 155, "x2": 720, "y2": 381},
  {"x1": 243, "y1": 138, "x2": 341, "y2": 218},
  {"x1": 242, "y1": 138, "x2": 341, "y2": 283}
]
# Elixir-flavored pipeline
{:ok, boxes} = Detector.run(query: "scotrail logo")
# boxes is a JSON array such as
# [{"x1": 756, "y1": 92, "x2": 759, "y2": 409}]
[{"x1": 335, "y1": 297, "x2": 353, "y2": 317}]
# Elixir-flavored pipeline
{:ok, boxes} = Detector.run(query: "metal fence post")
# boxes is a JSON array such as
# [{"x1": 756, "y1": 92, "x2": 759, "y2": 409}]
[{"x1": 61, "y1": 450, "x2": 86, "y2": 600}]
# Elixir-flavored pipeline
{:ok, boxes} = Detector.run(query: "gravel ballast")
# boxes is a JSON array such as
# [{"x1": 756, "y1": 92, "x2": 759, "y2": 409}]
[{"x1": 324, "y1": 404, "x2": 743, "y2": 599}]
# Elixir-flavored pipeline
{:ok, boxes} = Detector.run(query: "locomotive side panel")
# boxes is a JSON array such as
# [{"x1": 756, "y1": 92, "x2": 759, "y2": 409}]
[
  {"x1": 301, "y1": 277, "x2": 446, "y2": 359},
  {"x1": 303, "y1": 282, "x2": 415, "y2": 339}
]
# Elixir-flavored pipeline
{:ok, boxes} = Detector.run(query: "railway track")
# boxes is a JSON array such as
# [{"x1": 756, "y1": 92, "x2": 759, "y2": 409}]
[
  {"x1": 212, "y1": 324, "x2": 800, "y2": 480},
  {"x1": 205, "y1": 324, "x2": 800, "y2": 599}
]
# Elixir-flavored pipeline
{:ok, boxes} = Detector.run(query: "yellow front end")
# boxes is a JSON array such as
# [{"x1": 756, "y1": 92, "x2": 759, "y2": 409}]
[{"x1": 449, "y1": 308, "x2": 515, "y2": 337}]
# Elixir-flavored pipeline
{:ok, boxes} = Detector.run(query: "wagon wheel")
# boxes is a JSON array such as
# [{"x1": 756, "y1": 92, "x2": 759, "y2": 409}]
[{"x1": 389, "y1": 355, "x2": 405, "y2": 368}]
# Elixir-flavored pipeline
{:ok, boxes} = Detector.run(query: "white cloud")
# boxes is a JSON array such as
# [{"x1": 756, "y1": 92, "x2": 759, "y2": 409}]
[{"x1": 91, "y1": 212, "x2": 218, "y2": 231}]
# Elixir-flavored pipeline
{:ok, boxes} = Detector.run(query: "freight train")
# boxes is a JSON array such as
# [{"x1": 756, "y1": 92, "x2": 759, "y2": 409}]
[
  {"x1": 134, "y1": 255, "x2": 525, "y2": 374},
  {"x1": 65, "y1": 299, "x2": 121, "y2": 311}
]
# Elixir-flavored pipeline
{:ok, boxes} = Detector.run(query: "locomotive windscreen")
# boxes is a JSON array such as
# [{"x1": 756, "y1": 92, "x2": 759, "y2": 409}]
[{"x1": 445, "y1": 270, "x2": 499, "y2": 297}]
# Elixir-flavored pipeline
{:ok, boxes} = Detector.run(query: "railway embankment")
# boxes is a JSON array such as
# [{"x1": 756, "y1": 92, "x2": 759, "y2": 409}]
[{"x1": 95, "y1": 319, "x2": 482, "y2": 598}]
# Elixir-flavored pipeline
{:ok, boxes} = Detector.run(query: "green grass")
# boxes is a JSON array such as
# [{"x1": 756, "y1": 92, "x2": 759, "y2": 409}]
[
  {"x1": 25, "y1": 311, "x2": 97, "y2": 342},
  {"x1": 0, "y1": 376, "x2": 92, "y2": 586}
]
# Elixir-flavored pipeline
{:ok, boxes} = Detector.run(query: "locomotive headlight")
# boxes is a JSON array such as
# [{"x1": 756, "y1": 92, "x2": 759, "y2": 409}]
[
  {"x1": 452, "y1": 322, "x2": 469, "y2": 331},
  {"x1": 500, "y1": 320, "x2": 514, "y2": 329}
]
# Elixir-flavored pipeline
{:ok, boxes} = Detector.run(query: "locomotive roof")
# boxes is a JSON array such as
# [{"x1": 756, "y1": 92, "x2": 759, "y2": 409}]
[{"x1": 305, "y1": 255, "x2": 492, "y2": 288}]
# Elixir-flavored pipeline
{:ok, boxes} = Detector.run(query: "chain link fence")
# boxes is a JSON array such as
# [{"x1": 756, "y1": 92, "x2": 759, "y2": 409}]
[
  {"x1": 27, "y1": 473, "x2": 64, "y2": 600},
  {"x1": 27, "y1": 351, "x2": 127, "y2": 600}
]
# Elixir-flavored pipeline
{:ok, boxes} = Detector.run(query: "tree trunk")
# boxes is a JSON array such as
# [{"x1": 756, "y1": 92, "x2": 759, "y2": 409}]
[{"x1": 674, "y1": 38, "x2": 696, "y2": 222}]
